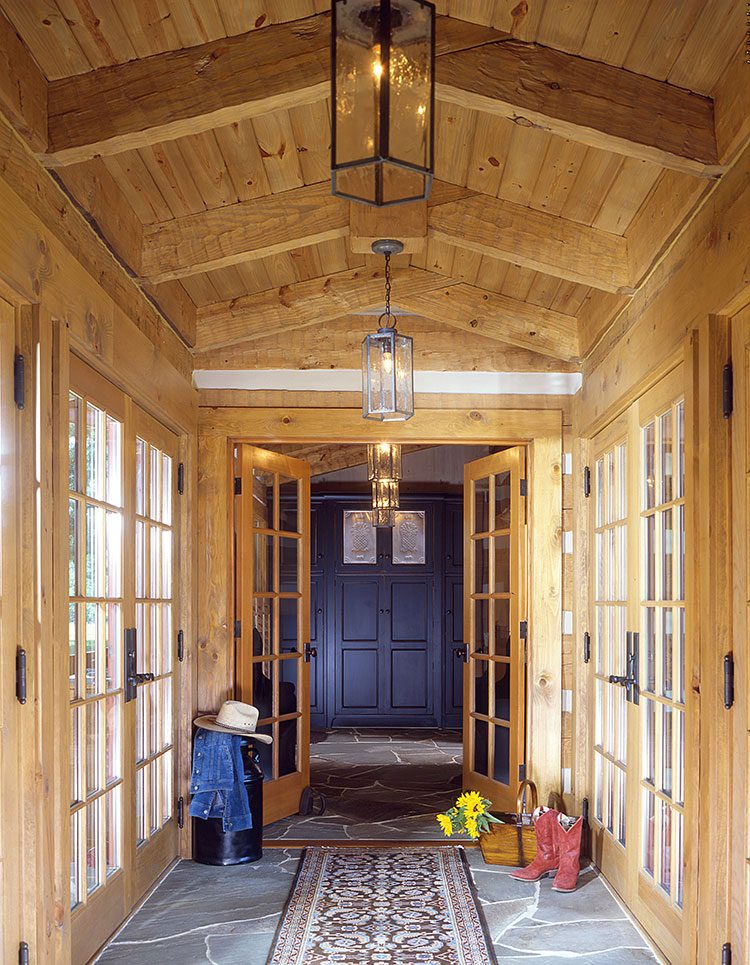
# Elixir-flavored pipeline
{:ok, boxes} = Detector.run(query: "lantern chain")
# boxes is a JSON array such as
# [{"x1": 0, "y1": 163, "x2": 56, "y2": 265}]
[{"x1": 380, "y1": 251, "x2": 396, "y2": 329}]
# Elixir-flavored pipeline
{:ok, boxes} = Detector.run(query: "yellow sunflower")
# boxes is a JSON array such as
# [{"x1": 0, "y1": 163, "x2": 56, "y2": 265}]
[
  {"x1": 465, "y1": 815, "x2": 480, "y2": 839},
  {"x1": 457, "y1": 790, "x2": 485, "y2": 817},
  {"x1": 436, "y1": 813, "x2": 453, "y2": 837}
]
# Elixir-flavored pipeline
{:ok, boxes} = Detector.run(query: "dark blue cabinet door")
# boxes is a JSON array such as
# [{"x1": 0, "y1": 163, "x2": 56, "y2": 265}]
[
  {"x1": 335, "y1": 580, "x2": 381, "y2": 717},
  {"x1": 388, "y1": 580, "x2": 432, "y2": 716}
]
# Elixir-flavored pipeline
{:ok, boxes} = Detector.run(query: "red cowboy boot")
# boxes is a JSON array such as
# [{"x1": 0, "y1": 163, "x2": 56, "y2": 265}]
[
  {"x1": 552, "y1": 814, "x2": 584, "y2": 892},
  {"x1": 510, "y1": 807, "x2": 559, "y2": 881}
]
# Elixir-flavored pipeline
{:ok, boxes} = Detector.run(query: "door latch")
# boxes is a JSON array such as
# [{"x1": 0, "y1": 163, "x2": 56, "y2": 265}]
[
  {"x1": 454, "y1": 644, "x2": 469, "y2": 663},
  {"x1": 304, "y1": 643, "x2": 318, "y2": 662},
  {"x1": 609, "y1": 630, "x2": 639, "y2": 704}
]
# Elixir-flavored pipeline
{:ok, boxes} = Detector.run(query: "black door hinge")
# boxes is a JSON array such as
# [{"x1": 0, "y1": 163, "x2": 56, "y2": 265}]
[
  {"x1": 724, "y1": 654, "x2": 735, "y2": 709},
  {"x1": 13, "y1": 354, "x2": 25, "y2": 410},
  {"x1": 177, "y1": 796, "x2": 185, "y2": 829},
  {"x1": 583, "y1": 465, "x2": 591, "y2": 497},
  {"x1": 581, "y1": 797, "x2": 589, "y2": 824},
  {"x1": 177, "y1": 462, "x2": 185, "y2": 495},
  {"x1": 234, "y1": 619, "x2": 241, "y2": 638},
  {"x1": 721, "y1": 942, "x2": 731, "y2": 965},
  {"x1": 519, "y1": 478, "x2": 527, "y2": 497},
  {"x1": 177, "y1": 629, "x2": 184, "y2": 662},
  {"x1": 18, "y1": 942, "x2": 29, "y2": 965},
  {"x1": 583, "y1": 631, "x2": 591, "y2": 664},
  {"x1": 518, "y1": 763, "x2": 526, "y2": 781},
  {"x1": 520, "y1": 620, "x2": 528, "y2": 639},
  {"x1": 234, "y1": 476, "x2": 242, "y2": 495},
  {"x1": 16, "y1": 648, "x2": 27, "y2": 704},
  {"x1": 723, "y1": 362, "x2": 733, "y2": 419}
]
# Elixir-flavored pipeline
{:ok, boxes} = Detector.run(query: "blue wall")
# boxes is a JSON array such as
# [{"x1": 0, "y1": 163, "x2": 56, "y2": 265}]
[{"x1": 306, "y1": 493, "x2": 464, "y2": 729}]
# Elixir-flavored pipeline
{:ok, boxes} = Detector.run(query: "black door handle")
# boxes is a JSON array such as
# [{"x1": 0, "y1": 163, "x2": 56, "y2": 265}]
[
  {"x1": 304, "y1": 643, "x2": 318, "y2": 662},
  {"x1": 136, "y1": 673, "x2": 155, "y2": 684},
  {"x1": 454, "y1": 645, "x2": 469, "y2": 663}
]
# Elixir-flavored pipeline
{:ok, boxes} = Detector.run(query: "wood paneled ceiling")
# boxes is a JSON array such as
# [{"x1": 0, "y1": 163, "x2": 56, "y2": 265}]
[{"x1": 0, "y1": 0, "x2": 745, "y2": 374}]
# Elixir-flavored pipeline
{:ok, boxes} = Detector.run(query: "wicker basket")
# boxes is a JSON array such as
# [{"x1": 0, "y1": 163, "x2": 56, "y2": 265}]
[{"x1": 478, "y1": 780, "x2": 538, "y2": 867}]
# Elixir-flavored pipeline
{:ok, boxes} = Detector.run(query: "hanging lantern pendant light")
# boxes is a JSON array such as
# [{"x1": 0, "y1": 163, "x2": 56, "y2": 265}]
[
  {"x1": 331, "y1": 0, "x2": 436, "y2": 206},
  {"x1": 362, "y1": 240, "x2": 415, "y2": 422}
]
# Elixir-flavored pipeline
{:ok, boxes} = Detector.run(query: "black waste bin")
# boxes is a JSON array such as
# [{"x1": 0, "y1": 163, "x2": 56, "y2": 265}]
[{"x1": 193, "y1": 736, "x2": 264, "y2": 865}]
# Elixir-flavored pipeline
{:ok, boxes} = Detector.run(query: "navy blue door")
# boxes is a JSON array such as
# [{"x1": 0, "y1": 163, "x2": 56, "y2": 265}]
[{"x1": 333, "y1": 575, "x2": 436, "y2": 725}]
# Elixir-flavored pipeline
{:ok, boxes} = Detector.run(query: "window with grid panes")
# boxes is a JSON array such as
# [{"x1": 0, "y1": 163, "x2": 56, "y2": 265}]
[
  {"x1": 640, "y1": 401, "x2": 686, "y2": 908},
  {"x1": 593, "y1": 440, "x2": 629, "y2": 845},
  {"x1": 68, "y1": 392, "x2": 124, "y2": 909}
]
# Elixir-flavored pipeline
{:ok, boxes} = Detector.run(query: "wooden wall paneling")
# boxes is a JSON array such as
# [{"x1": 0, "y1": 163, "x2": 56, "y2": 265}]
[
  {"x1": 197, "y1": 434, "x2": 233, "y2": 713},
  {"x1": 712, "y1": 41, "x2": 750, "y2": 167},
  {"x1": 695, "y1": 315, "x2": 732, "y2": 962},
  {"x1": 579, "y1": 140, "x2": 750, "y2": 434},
  {"x1": 0, "y1": 119, "x2": 194, "y2": 385},
  {"x1": 197, "y1": 390, "x2": 575, "y2": 412},
  {"x1": 527, "y1": 427, "x2": 563, "y2": 805}
]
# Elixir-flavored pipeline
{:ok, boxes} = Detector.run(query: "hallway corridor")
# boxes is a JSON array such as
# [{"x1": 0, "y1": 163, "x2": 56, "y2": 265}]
[{"x1": 96, "y1": 731, "x2": 661, "y2": 963}]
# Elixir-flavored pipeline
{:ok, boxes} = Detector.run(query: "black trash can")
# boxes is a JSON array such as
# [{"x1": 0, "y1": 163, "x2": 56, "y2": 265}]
[{"x1": 193, "y1": 736, "x2": 264, "y2": 865}]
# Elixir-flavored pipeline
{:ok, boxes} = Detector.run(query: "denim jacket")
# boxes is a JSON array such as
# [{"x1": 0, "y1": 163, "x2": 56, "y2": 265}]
[{"x1": 189, "y1": 729, "x2": 253, "y2": 832}]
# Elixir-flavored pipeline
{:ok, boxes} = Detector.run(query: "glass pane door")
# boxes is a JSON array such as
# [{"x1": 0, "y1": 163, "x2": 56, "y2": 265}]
[
  {"x1": 590, "y1": 427, "x2": 631, "y2": 892},
  {"x1": 235, "y1": 446, "x2": 311, "y2": 825},
  {"x1": 131, "y1": 407, "x2": 179, "y2": 899},
  {"x1": 463, "y1": 447, "x2": 526, "y2": 811},
  {"x1": 68, "y1": 358, "x2": 128, "y2": 962}
]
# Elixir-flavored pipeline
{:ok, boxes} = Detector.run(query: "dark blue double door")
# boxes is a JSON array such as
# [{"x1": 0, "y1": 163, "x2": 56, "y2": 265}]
[{"x1": 333, "y1": 576, "x2": 438, "y2": 726}]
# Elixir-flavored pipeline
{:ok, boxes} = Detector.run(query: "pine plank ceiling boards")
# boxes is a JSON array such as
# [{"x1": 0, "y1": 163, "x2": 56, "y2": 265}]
[{"x1": 0, "y1": 1, "x2": 744, "y2": 372}]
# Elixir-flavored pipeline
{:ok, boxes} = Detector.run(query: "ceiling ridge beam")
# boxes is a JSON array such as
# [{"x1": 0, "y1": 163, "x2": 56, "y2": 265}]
[
  {"x1": 194, "y1": 266, "x2": 457, "y2": 351},
  {"x1": 428, "y1": 194, "x2": 631, "y2": 294}
]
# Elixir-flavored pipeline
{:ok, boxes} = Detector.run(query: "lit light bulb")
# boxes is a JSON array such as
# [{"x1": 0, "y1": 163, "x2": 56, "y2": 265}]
[
  {"x1": 382, "y1": 348, "x2": 393, "y2": 374},
  {"x1": 417, "y1": 104, "x2": 425, "y2": 116},
  {"x1": 372, "y1": 59, "x2": 383, "y2": 80}
]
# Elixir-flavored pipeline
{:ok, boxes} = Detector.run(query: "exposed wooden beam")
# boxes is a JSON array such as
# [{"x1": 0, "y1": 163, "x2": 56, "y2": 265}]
[
  {"x1": 139, "y1": 180, "x2": 473, "y2": 283},
  {"x1": 192, "y1": 314, "x2": 581, "y2": 374},
  {"x1": 0, "y1": 10, "x2": 47, "y2": 153},
  {"x1": 44, "y1": 16, "x2": 502, "y2": 167},
  {"x1": 436, "y1": 39, "x2": 721, "y2": 179},
  {"x1": 349, "y1": 200, "x2": 427, "y2": 254},
  {"x1": 142, "y1": 280, "x2": 198, "y2": 348},
  {"x1": 194, "y1": 266, "x2": 453, "y2": 351},
  {"x1": 396, "y1": 282, "x2": 579, "y2": 361},
  {"x1": 270, "y1": 442, "x2": 434, "y2": 476},
  {"x1": 140, "y1": 182, "x2": 349, "y2": 282},
  {"x1": 429, "y1": 194, "x2": 631, "y2": 294}
]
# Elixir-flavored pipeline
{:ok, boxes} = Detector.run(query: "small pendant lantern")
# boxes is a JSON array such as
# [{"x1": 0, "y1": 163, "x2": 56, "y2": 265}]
[
  {"x1": 331, "y1": 0, "x2": 435, "y2": 206},
  {"x1": 362, "y1": 240, "x2": 414, "y2": 422},
  {"x1": 367, "y1": 442, "x2": 402, "y2": 482},
  {"x1": 372, "y1": 477, "x2": 400, "y2": 528}
]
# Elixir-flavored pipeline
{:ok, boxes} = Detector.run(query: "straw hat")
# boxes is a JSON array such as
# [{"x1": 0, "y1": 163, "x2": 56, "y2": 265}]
[{"x1": 194, "y1": 700, "x2": 273, "y2": 743}]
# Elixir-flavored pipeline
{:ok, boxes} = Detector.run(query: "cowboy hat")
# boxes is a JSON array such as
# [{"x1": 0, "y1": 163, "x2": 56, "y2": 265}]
[{"x1": 194, "y1": 700, "x2": 273, "y2": 743}]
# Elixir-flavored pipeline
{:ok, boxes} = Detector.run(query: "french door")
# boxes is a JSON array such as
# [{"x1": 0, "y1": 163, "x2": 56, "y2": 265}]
[
  {"x1": 234, "y1": 445, "x2": 311, "y2": 826},
  {"x1": 68, "y1": 357, "x2": 179, "y2": 963},
  {"x1": 462, "y1": 447, "x2": 526, "y2": 811},
  {"x1": 588, "y1": 365, "x2": 689, "y2": 962}
]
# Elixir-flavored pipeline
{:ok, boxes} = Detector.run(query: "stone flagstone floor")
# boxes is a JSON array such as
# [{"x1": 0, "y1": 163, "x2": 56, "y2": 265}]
[{"x1": 96, "y1": 729, "x2": 663, "y2": 964}]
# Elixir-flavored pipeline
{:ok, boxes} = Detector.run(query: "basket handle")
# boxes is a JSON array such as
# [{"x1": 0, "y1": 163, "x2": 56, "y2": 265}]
[{"x1": 516, "y1": 779, "x2": 538, "y2": 820}]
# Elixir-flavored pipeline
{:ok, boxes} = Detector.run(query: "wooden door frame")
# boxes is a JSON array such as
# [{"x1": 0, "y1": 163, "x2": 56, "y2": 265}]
[{"x1": 198, "y1": 406, "x2": 563, "y2": 803}]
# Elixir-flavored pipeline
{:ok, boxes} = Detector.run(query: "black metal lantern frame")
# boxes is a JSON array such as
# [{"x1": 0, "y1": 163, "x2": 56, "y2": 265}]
[
  {"x1": 372, "y1": 477, "x2": 399, "y2": 528},
  {"x1": 331, "y1": 0, "x2": 436, "y2": 207},
  {"x1": 367, "y1": 443, "x2": 402, "y2": 481}
]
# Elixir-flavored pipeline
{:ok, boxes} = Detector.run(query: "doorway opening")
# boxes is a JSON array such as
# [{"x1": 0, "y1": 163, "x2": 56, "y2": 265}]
[{"x1": 232, "y1": 441, "x2": 529, "y2": 840}]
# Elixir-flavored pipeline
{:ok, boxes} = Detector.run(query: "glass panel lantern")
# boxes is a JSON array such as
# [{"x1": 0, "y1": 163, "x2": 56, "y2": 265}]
[
  {"x1": 362, "y1": 327, "x2": 414, "y2": 421},
  {"x1": 332, "y1": 0, "x2": 435, "y2": 206},
  {"x1": 368, "y1": 443, "x2": 402, "y2": 480},
  {"x1": 372, "y1": 478, "x2": 399, "y2": 528}
]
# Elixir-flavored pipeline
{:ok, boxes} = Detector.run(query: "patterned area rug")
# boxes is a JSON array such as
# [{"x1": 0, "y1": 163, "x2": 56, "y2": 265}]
[{"x1": 268, "y1": 846, "x2": 496, "y2": 964}]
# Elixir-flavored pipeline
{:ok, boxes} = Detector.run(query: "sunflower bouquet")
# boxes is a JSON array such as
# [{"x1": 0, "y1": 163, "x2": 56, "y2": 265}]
[{"x1": 436, "y1": 790, "x2": 502, "y2": 840}]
